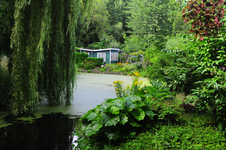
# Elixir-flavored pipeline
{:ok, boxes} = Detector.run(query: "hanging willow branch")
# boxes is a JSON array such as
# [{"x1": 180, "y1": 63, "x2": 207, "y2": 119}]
[{"x1": 10, "y1": 0, "x2": 92, "y2": 115}]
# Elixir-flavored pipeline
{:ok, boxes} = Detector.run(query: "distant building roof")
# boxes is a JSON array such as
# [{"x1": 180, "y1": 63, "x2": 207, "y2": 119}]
[{"x1": 79, "y1": 48, "x2": 122, "y2": 52}]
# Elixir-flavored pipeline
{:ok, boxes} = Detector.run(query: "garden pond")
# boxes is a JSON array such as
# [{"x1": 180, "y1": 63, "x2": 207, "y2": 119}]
[{"x1": 0, "y1": 73, "x2": 150, "y2": 150}]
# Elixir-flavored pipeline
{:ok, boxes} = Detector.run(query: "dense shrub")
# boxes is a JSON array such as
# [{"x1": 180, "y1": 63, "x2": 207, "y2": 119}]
[
  {"x1": 82, "y1": 60, "x2": 96, "y2": 70},
  {"x1": 163, "y1": 51, "x2": 197, "y2": 95},
  {"x1": 146, "y1": 52, "x2": 177, "y2": 80},
  {"x1": 135, "y1": 62, "x2": 142, "y2": 70},
  {"x1": 82, "y1": 58, "x2": 103, "y2": 70},
  {"x1": 121, "y1": 64, "x2": 136, "y2": 73},
  {"x1": 86, "y1": 57, "x2": 103, "y2": 67},
  {"x1": 75, "y1": 52, "x2": 88, "y2": 67}
]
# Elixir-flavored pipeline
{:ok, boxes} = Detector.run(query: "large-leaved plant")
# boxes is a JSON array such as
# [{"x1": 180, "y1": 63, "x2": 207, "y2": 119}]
[{"x1": 75, "y1": 80, "x2": 183, "y2": 149}]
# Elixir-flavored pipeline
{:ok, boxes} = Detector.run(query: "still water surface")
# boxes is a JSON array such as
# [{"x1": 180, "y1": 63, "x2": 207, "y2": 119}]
[
  {"x1": 35, "y1": 73, "x2": 150, "y2": 116},
  {"x1": 0, "y1": 73, "x2": 150, "y2": 150}
]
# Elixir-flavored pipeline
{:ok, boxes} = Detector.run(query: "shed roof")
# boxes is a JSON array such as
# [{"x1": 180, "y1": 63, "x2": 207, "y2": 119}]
[{"x1": 79, "y1": 48, "x2": 122, "y2": 52}]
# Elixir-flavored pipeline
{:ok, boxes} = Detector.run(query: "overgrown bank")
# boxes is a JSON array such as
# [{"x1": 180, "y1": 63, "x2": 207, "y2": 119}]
[{"x1": 73, "y1": 72, "x2": 226, "y2": 149}]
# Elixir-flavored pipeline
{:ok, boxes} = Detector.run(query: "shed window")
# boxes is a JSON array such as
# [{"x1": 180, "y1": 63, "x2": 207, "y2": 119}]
[
  {"x1": 111, "y1": 53, "x2": 118, "y2": 61},
  {"x1": 97, "y1": 52, "x2": 106, "y2": 62}
]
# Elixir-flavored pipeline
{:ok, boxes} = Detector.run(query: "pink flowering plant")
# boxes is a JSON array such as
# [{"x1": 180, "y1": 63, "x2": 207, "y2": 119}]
[{"x1": 182, "y1": 0, "x2": 225, "y2": 40}]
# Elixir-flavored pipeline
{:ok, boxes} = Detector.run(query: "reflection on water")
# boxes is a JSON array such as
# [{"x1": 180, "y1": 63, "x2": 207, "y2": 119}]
[{"x1": 0, "y1": 113, "x2": 79, "y2": 150}]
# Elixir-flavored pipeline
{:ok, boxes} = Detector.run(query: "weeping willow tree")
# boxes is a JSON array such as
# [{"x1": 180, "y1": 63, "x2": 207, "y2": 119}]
[{"x1": 10, "y1": 0, "x2": 92, "y2": 115}]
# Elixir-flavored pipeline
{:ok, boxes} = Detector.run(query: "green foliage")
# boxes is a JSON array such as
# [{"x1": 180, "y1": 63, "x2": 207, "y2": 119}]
[
  {"x1": 146, "y1": 52, "x2": 177, "y2": 80},
  {"x1": 82, "y1": 60, "x2": 96, "y2": 70},
  {"x1": 87, "y1": 38, "x2": 108, "y2": 49},
  {"x1": 75, "y1": 52, "x2": 88, "y2": 67},
  {"x1": 163, "y1": 15, "x2": 226, "y2": 130},
  {"x1": 169, "y1": 0, "x2": 190, "y2": 35},
  {"x1": 78, "y1": 0, "x2": 111, "y2": 47},
  {"x1": 100, "y1": 68, "x2": 105, "y2": 72},
  {"x1": 122, "y1": 34, "x2": 143, "y2": 55},
  {"x1": 144, "y1": 80, "x2": 183, "y2": 121},
  {"x1": 76, "y1": 0, "x2": 125, "y2": 48},
  {"x1": 113, "y1": 71, "x2": 144, "y2": 98},
  {"x1": 157, "y1": 34, "x2": 196, "y2": 94},
  {"x1": 185, "y1": 24, "x2": 226, "y2": 130},
  {"x1": 189, "y1": 74, "x2": 226, "y2": 128},
  {"x1": 165, "y1": 34, "x2": 189, "y2": 51},
  {"x1": 121, "y1": 64, "x2": 136, "y2": 73},
  {"x1": 106, "y1": 0, "x2": 127, "y2": 43},
  {"x1": 107, "y1": 125, "x2": 226, "y2": 149},
  {"x1": 75, "y1": 80, "x2": 183, "y2": 149},
  {"x1": 0, "y1": 0, "x2": 14, "y2": 56},
  {"x1": 146, "y1": 33, "x2": 190, "y2": 80},
  {"x1": 125, "y1": 0, "x2": 175, "y2": 49},
  {"x1": 82, "y1": 58, "x2": 103, "y2": 70},
  {"x1": 145, "y1": 80, "x2": 174, "y2": 101},
  {"x1": 87, "y1": 58, "x2": 103, "y2": 66}
]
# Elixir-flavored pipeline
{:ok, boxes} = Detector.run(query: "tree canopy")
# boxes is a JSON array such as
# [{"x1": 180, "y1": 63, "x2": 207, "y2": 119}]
[
  {"x1": 9, "y1": 0, "x2": 92, "y2": 115},
  {"x1": 0, "y1": 0, "x2": 194, "y2": 115}
]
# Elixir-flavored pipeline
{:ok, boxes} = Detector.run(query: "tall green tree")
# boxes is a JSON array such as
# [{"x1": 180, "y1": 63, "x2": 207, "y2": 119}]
[
  {"x1": 124, "y1": 0, "x2": 189, "y2": 51},
  {"x1": 106, "y1": 0, "x2": 129, "y2": 44},
  {"x1": 10, "y1": 0, "x2": 92, "y2": 115},
  {"x1": 169, "y1": 0, "x2": 190, "y2": 35},
  {"x1": 76, "y1": 0, "x2": 128, "y2": 48},
  {"x1": 126, "y1": 0, "x2": 173, "y2": 49},
  {"x1": 76, "y1": 0, "x2": 111, "y2": 47}
]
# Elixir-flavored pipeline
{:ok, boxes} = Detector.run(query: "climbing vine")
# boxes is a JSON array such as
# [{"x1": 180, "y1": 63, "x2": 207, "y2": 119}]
[{"x1": 10, "y1": 0, "x2": 92, "y2": 115}]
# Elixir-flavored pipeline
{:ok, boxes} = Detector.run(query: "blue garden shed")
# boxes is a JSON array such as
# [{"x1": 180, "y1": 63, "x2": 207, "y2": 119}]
[{"x1": 79, "y1": 48, "x2": 122, "y2": 64}]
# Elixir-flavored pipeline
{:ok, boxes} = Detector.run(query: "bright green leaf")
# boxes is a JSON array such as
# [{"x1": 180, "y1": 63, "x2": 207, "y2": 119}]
[
  {"x1": 108, "y1": 106, "x2": 120, "y2": 115},
  {"x1": 113, "y1": 99, "x2": 125, "y2": 110},
  {"x1": 125, "y1": 95, "x2": 141, "y2": 102},
  {"x1": 102, "y1": 113, "x2": 120, "y2": 126},
  {"x1": 85, "y1": 124, "x2": 96, "y2": 137},
  {"x1": 132, "y1": 109, "x2": 145, "y2": 121},
  {"x1": 119, "y1": 113, "x2": 128, "y2": 125},
  {"x1": 87, "y1": 112, "x2": 98, "y2": 121},
  {"x1": 92, "y1": 122, "x2": 103, "y2": 132}
]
